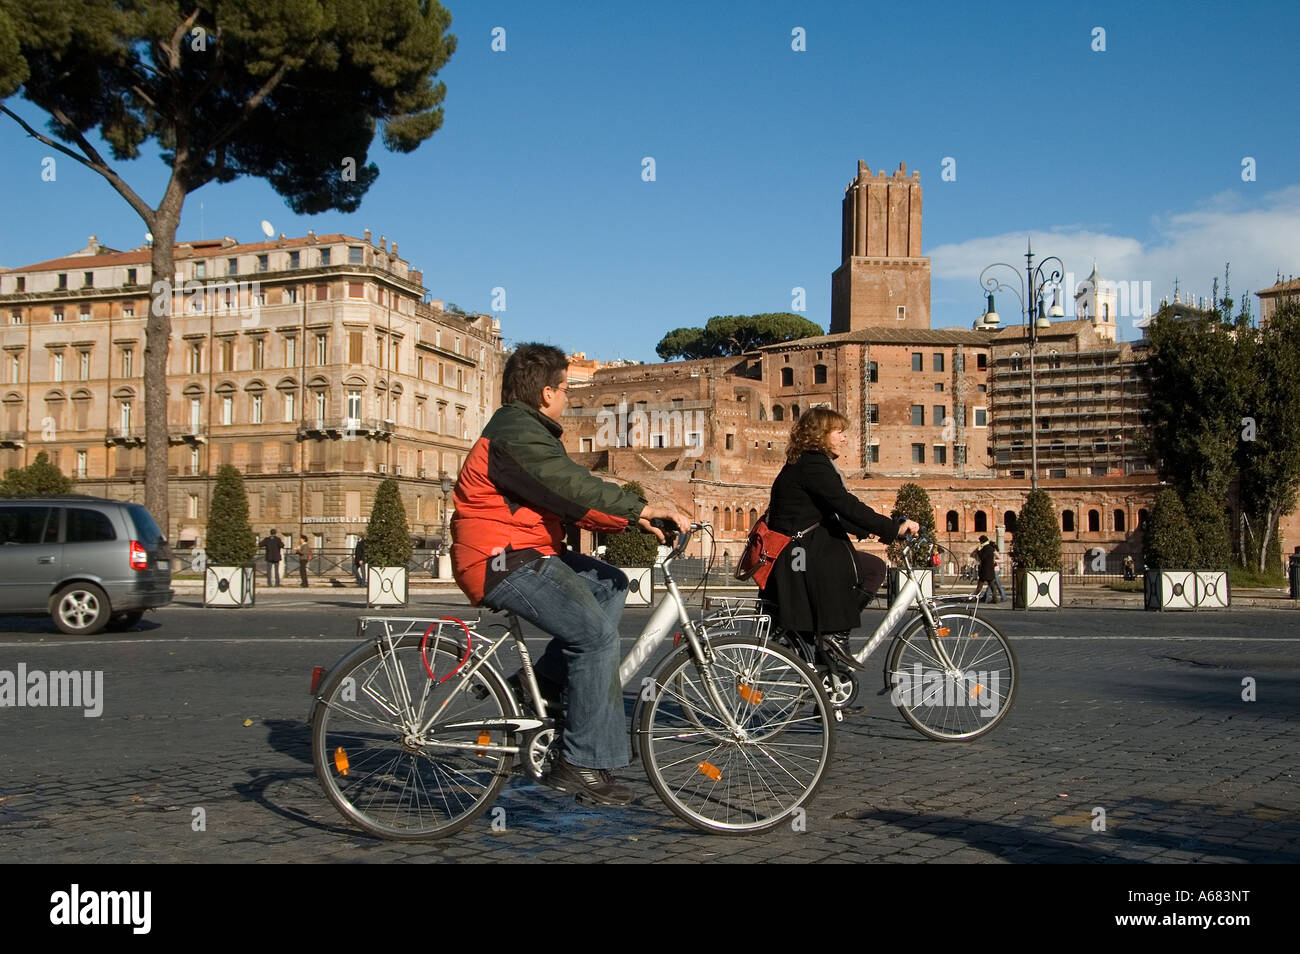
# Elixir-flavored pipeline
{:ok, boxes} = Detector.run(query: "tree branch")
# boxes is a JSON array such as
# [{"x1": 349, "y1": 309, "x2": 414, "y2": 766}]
[
  {"x1": 207, "y1": 60, "x2": 290, "y2": 153},
  {"x1": 0, "y1": 105, "x2": 156, "y2": 226}
]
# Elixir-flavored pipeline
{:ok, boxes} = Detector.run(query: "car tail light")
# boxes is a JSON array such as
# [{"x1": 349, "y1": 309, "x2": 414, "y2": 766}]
[{"x1": 129, "y1": 541, "x2": 149, "y2": 570}]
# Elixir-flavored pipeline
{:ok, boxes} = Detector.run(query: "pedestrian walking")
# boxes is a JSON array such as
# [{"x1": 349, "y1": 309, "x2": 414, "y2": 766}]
[
  {"x1": 973, "y1": 535, "x2": 1004, "y2": 603},
  {"x1": 353, "y1": 536, "x2": 366, "y2": 587},
  {"x1": 1122, "y1": 554, "x2": 1136, "y2": 581},
  {"x1": 259, "y1": 529, "x2": 284, "y2": 587},
  {"x1": 297, "y1": 534, "x2": 313, "y2": 588}
]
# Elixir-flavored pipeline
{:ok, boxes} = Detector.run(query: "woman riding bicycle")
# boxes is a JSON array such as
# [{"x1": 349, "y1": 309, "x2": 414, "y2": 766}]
[{"x1": 760, "y1": 406, "x2": 919, "y2": 671}]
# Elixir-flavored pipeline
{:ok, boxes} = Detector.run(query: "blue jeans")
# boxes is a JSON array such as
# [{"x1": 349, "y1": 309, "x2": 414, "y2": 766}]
[
  {"x1": 267, "y1": 560, "x2": 280, "y2": 587},
  {"x1": 981, "y1": 574, "x2": 1005, "y2": 602},
  {"x1": 483, "y1": 550, "x2": 630, "y2": 770}
]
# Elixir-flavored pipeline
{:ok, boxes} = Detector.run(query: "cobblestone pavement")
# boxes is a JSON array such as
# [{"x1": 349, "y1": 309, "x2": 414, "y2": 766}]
[{"x1": 1, "y1": 600, "x2": 1297, "y2": 863}]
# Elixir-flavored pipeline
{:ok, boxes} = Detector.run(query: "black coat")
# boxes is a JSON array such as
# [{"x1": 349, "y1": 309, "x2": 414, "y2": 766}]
[
  {"x1": 760, "y1": 451, "x2": 899, "y2": 634},
  {"x1": 975, "y1": 539, "x2": 997, "y2": 582}
]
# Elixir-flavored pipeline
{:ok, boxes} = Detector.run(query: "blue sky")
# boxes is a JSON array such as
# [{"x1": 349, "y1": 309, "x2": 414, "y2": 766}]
[{"x1": 2, "y1": 0, "x2": 1297, "y2": 359}]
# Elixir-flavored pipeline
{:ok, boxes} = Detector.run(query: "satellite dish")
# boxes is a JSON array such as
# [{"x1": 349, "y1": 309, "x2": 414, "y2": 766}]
[
  {"x1": 144, "y1": 232, "x2": 153, "y2": 243},
  {"x1": 260, "y1": 220, "x2": 275, "y2": 238}
]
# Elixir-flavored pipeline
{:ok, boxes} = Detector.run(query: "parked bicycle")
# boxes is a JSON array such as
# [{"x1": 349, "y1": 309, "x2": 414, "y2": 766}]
[
  {"x1": 308, "y1": 523, "x2": 835, "y2": 839},
  {"x1": 705, "y1": 534, "x2": 1019, "y2": 741}
]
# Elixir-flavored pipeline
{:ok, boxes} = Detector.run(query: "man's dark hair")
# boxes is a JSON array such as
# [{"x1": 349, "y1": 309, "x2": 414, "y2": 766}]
[{"x1": 502, "y1": 343, "x2": 568, "y2": 408}]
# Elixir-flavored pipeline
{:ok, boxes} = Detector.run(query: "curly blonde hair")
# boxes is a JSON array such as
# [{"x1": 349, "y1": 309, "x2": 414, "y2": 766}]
[{"x1": 785, "y1": 406, "x2": 850, "y2": 464}]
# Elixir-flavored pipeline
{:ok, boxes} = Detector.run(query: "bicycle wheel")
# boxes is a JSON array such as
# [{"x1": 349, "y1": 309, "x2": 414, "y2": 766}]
[
  {"x1": 638, "y1": 635, "x2": 834, "y2": 834},
  {"x1": 311, "y1": 635, "x2": 516, "y2": 840},
  {"x1": 885, "y1": 612, "x2": 1018, "y2": 741}
]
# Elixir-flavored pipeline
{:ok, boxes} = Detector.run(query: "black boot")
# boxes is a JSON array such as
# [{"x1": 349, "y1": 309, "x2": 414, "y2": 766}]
[{"x1": 816, "y1": 632, "x2": 866, "y2": 671}]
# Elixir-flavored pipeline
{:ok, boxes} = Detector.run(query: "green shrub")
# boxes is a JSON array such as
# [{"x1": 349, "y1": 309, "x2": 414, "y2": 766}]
[
  {"x1": 1143, "y1": 487, "x2": 1199, "y2": 569},
  {"x1": 1012, "y1": 488, "x2": 1062, "y2": 571},
  {"x1": 1184, "y1": 484, "x2": 1230, "y2": 569},
  {"x1": 0, "y1": 451, "x2": 74, "y2": 497},
  {"x1": 603, "y1": 528, "x2": 660, "y2": 567},
  {"x1": 205, "y1": 465, "x2": 256, "y2": 565},
  {"x1": 365, "y1": 479, "x2": 412, "y2": 568},
  {"x1": 887, "y1": 482, "x2": 936, "y2": 566}
]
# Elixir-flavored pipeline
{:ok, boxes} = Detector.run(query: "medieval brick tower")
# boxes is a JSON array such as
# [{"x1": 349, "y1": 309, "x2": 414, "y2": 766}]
[{"x1": 829, "y1": 160, "x2": 931, "y2": 333}]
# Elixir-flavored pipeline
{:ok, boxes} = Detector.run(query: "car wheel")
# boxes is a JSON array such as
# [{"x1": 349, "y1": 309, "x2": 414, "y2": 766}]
[
  {"x1": 52, "y1": 583, "x2": 111, "y2": 636},
  {"x1": 106, "y1": 609, "x2": 145, "y2": 631}
]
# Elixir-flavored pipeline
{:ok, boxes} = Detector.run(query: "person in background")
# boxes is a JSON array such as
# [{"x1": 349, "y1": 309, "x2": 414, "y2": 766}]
[
  {"x1": 297, "y1": 534, "x2": 313, "y2": 588},
  {"x1": 974, "y1": 534, "x2": 1004, "y2": 603},
  {"x1": 353, "y1": 536, "x2": 366, "y2": 587},
  {"x1": 259, "y1": 529, "x2": 284, "y2": 587},
  {"x1": 1122, "y1": 554, "x2": 1136, "y2": 580}
]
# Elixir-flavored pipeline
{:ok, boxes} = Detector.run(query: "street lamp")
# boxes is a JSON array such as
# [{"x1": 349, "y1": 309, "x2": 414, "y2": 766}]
[
  {"x1": 438, "y1": 474, "x2": 454, "y2": 578},
  {"x1": 979, "y1": 238, "x2": 1065, "y2": 490}
]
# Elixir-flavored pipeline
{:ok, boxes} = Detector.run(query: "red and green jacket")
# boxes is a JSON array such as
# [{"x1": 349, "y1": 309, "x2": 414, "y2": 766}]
[{"x1": 451, "y1": 402, "x2": 646, "y2": 604}]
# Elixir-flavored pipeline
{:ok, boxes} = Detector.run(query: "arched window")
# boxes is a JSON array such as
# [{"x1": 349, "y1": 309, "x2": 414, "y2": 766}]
[
  {"x1": 723, "y1": 507, "x2": 732, "y2": 531},
  {"x1": 748, "y1": 508, "x2": 758, "y2": 526},
  {"x1": 712, "y1": 506, "x2": 720, "y2": 528},
  {"x1": 1088, "y1": 509, "x2": 1100, "y2": 532},
  {"x1": 1062, "y1": 509, "x2": 1075, "y2": 532},
  {"x1": 758, "y1": 405, "x2": 767, "y2": 421},
  {"x1": 772, "y1": 405, "x2": 784, "y2": 421},
  {"x1": 1138, "y1": 508, "x2": 1149, "y2": 528},
  {"x1": 1114, "y1": 509, "x2": 1126, "y2": 532},
  {"x1": 974, "y1": 511, "x2": 988, "y2": 533},
  {"x1": 791, "y1": 404, "x2": 800, "y2": 419},
  {"x1": 945, "y1": 510, "x2": 959, "y2": 532},
  {"x1": 1004, "y1": 510, "x2": 1017, "y2": 532}
]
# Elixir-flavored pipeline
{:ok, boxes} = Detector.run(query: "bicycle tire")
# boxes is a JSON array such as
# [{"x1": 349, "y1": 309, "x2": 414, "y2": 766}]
[
  {"x1": 311, "y1": 634, "x2": 516, "y2": 840},
  {"x1": 637, "y1": 635, "x2": 835, "y2": 834},
  {"x1": 885, "y1": 612, "x2": 1018, "y2": 741}
]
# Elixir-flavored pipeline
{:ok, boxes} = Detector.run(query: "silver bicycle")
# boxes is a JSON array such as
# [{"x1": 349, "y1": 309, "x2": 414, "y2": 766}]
[
  {"x1": 705, "y1": 534, "x2": 1019, "y2": 741},
  {"x1": 308, "y1": 523, "x2": 835, "y2": 839}
]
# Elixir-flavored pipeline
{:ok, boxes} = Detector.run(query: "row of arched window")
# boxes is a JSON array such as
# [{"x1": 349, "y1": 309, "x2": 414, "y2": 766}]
[
  {"x1": 713, "y1": 505, "x2": 760, "y2": 532},
  {"x1": 942, "y1": 508, "x2": 1150, "y2": 534}
]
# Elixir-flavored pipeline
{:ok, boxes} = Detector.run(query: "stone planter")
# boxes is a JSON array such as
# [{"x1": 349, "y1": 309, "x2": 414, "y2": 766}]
[
  {"x1": 1144, "y1": 570, "x2": 1231, "y2": 611},
  {"x1": 204, "y1": 565, "x2": 256, "y2": 607},
  {"x1": 886, "y1": 567, "x2": 933, "y2": 604},
  {"x1": 367, "y1": 566, "x2": 409, "y2": 607},
  {"x1": 623, "y1": 567, "x2": 654, "y2": 607},
  {"x1": 1013, "y1": 568, "x2": 1062, "y2": 610}
]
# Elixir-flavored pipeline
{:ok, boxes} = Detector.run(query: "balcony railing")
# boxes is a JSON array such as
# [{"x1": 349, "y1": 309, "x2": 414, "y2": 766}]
[
  {"x1": 297, "y1": 417, "x2": 394, "y2": 439},
  {"x1": 168, "y1": 424, "x2": 208, "y2": 443},
  {"x1": 105, "y1": 426, "x2": 146, "y2": 445}
]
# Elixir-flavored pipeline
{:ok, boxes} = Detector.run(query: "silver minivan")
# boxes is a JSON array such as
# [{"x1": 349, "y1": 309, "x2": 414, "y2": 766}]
[{"x1": 0, "y1": 496, "x2": 173, "y2": 635}]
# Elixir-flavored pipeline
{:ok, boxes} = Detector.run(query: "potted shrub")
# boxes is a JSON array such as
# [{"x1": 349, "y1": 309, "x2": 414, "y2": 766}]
[
  {"x1": 203, "y1": 465, "x2": 257, "y2": 606},
  {"x1": 885, "y1": 483, "x2": 935, "y2": 602},
  {"x1": 602, "y1": 524, "x2": 660, "y2": 606},
  {"x1": 1011, "y1": 488, "x2": 1062, "y2": 609},
  {"x1": 365, "y1": 478, "x2": 412, "y2": 607},
  {"x1": 1144, "y1": 486, "x2": 1229, "y2": 610}
]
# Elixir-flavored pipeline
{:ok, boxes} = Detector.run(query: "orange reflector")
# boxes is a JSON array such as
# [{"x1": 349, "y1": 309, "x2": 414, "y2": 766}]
[
  {"x1": 738, "y1": 684, "x2": 763, "y2": 705},
  {"x1": 309, "y1": 666, "x2": 324, "y2": 694},
  {"x1": 969, "y1": 683, "x2": 984, "y2": 700},
  {"x1": 672, "y1": 632, "x2": 682, "y2": 648},
  {"x1": 476, "y1": 732, "x2": 491, "y2": 757},
  {"x1": 333, "y1": 746, "x2": 350, "y2": 776},
  {"x1": 698, "y1": 761, "x2": 722, "y2": 782},
  {"x1": 936, "y1": 627, "x2": 950, "y2": 638}
]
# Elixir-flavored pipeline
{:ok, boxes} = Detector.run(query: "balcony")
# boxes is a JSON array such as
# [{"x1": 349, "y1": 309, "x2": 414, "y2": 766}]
[
  {"x1": 0, "y1": 430, "x2": 24, "y2": 448},
  {"x1": 296, "y1": 417, "x2": 394, "y2": 440},
  {"x1": 168, "y1": 423, "x2": 208, "y2": 444},
  {"x1": 105, "y1": 426, "x2": 146, "y2": 446}
]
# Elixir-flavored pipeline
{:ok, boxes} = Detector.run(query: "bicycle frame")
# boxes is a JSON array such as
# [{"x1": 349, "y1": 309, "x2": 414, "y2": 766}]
[{"x1": 342, "y1": 525, "x2": 749, "y2": 754}]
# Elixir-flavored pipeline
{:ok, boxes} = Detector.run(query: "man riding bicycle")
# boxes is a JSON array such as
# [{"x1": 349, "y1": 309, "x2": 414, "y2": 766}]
[{"x1": 451, "y1": 343, "x2": 690, "y2": 806}]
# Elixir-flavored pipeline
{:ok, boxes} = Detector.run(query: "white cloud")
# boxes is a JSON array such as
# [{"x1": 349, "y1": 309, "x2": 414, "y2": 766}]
[{"x1": 928, "y1": 185, "x2": 1300, "y2": 328}]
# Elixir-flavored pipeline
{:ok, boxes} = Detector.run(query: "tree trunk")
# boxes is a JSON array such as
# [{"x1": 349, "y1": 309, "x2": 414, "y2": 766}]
[
  {"x1": 1258, "y1": 506, "x2": 1276, "y2": 576},
  {"x1": 144, "y1": 199, "x2": 183, "y2": 539}
]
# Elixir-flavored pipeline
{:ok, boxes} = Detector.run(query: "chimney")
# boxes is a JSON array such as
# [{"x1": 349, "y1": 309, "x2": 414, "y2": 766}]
[
  {"x1": 391, "y1": 241, "x2": 398, "y2": 257},
  {"x1": 364, "y1": 228, "x2": 371, "y2": 243},
  {"x1": 379, "y1": 235, "x2": 387, "y2": 252},
  {"x1": 306, "y1": 229, "x2": 316, "y2": 243}
]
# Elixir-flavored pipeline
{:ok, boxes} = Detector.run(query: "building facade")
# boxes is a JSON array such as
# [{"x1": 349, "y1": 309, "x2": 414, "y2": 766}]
[{"x1": 0, "y1": 231, "x2": 505, "y2": 550}]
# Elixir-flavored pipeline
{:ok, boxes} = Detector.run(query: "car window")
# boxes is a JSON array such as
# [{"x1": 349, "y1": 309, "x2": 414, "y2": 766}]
[
  {"x1": 66, "y1": 508, "x2": 117, "y2": 543},
  {"x1": 126, "y1": 504, "x2": 164, "y2": 545},
  {"x1": 0, "y1": 506, "x2": 52, "y2": 545}
]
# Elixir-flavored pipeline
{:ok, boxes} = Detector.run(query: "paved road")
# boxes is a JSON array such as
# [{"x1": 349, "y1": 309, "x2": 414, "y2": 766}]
[{"x1": 1, "y1": 596, "x2": 1297, "y2": 863}]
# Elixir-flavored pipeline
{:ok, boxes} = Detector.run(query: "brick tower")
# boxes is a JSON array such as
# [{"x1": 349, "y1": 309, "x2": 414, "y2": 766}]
[{"x1": 829, "y1": 160, "x2": 931, "y2": 333}]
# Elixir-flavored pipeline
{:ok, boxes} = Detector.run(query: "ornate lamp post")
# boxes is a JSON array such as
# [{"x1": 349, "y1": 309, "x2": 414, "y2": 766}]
[
  {"x1": 438, "y1": 474, "x2": 454, "y2": 579},
  {"x1": 980, "y1": 238, "x2": 1065, "y2": 490}
]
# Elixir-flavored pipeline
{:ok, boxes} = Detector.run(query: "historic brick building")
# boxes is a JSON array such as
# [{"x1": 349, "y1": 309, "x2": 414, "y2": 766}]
[
  {"x1": 0, "y1": 231, "x2": 505, "y2": 550},
  {"x1": 560, "y1": 160, "x2": 1178, "y2": 571}
]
